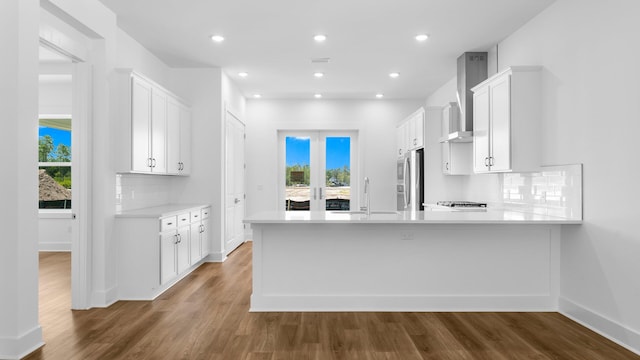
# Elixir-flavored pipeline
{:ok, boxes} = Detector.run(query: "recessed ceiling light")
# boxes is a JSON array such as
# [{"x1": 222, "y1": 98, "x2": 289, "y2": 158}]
[
  {"x1": 376, "y1": 93, "x2": 384, "y2": 98},
  {"x1": 314, "y1": 72, "x2": 324, "y2": 78},
  {"x1": 415, "y1": 34, "x2": 429, "y2": 42},
  {"x1": 253, "y1": 94, "x2": 262, "y2": 99},
  {"x1": 389, "y1": 72, "x2": 400, "y2": 78},
  {"x1": 210, "y1": 35, "x2": 225, "y2": 42},
  {"x1": 238, "y1": 72, "x2": 248, "y2": 78},
  {"x1": 314, "y1": 34, "x2": 327, "y2": 42},
  {"x1": 314, "y1": 93, "x2": 322, "y2": 99}
]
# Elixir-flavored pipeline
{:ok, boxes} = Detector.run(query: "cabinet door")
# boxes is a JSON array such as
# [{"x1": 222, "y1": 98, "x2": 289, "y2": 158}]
[
  {"x1": 131, "y1": 76, "x2": 152, "y2": 172},
  {"x1": 442, "y1": 143, "x2": 451, "y2": 174},
  {"x1": 489, "y1": 75, "x2": 511, "y2": 172},
  {"x1": 160, "y1": 231, "x2": 177, "y2": 284},
  {"x1": 413, "y1": 112, "x2": 424, "y2": 149},
  {"x1": 151, "y1": 89, "x2": 168, "y2": 173},
  {"x1": 166, "y1": 99, "x2": 181, "y2": 174},
  {"x1": 190, "y1": 223, "x2": 202, "y2": 264},
  {"x1": 176, "y1": 226, "x2": 190, "y2": 274},
  {"x1": 200, "y1": 220, "x2": 210, "y2": 258},
  {"x1": 179, "y1": 106, "x2": 191, "y2": 175},
  {"x1": 473, "y1": 85, "x2": 490, "y2": 173},
  {"x1": 396, "y1": 124, "x2": 405, "y2": 158}
]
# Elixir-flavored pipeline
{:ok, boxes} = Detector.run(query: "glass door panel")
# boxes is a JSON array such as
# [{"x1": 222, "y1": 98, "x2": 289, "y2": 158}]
[
  {"x1": 324, "y1": 137, "x2": 351, "y2": 211},
  {"x1": 285, "y1": 136, "x2": 311, "y2": 211}
]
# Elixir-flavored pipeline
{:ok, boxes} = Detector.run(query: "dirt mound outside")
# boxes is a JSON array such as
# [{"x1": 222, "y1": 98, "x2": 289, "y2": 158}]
[{"x1": 39, "y1": 169, "x2": 71, "y2": 201}]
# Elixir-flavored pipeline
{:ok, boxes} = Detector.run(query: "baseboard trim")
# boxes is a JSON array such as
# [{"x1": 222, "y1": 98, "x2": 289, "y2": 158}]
[
  {"x1": 91, "y1": 285, "x2": 118, "y2": 308},
  {"x1": 559, "y1": 297, "x2": 640, "y2": 355},
  {"x1": 38, "y1": 242, "x2": 71, "y2": 252},
  {"x1": 205, "y1": 251, "x2": 227, "y2": 263},
  {"x1": 250, "y1": 294, "x2": 557, "y2": 312},
  {"x1": 0, "y1": 325, "x2": 44, "y2": 360}
]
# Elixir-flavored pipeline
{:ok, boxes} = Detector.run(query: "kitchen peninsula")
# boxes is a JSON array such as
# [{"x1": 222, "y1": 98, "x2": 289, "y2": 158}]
[{"x1": 245, "y1": 209, "x2": 581, "y2": 312}]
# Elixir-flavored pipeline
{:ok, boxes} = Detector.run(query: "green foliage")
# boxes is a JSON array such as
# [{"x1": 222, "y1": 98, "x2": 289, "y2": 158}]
[
  {"x1": 41, "y1": 166, "x2": 72, "y2": 189},
  {"x1": 38, "y1": 136, "x2": 71, "y2": 162},
  {"x1": 326, "y1": 165, "x2": 350, "y2": 187},
  {"x1": 38, "y1": 135, "x2": 54, "y2": 162},
  {"x1": 54, "y1": 144, "x2": 71, "y2": 162}
]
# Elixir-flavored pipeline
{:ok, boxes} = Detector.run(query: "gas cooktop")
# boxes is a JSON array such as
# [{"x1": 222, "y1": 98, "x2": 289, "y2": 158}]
[{"x1": 436, "y1": 201, "x2": 487, "y2": 208}]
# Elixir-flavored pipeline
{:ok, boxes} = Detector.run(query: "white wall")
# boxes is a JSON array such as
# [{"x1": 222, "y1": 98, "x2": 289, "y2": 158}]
[
  {"x1": 168, "y1": 68, "x2": 225, "y2": 260},
  {"x1": 245, "y1": 99, "x2": 423, "y2": 216},
  {"x1": 0, "y1": 0, "x2": 43, "y2": 357},
  {"x1": 494, "y1": 0, "x2": 640, "y2": 352}
]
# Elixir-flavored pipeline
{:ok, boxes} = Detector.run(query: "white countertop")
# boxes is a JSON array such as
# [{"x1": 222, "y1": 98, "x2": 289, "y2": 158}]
[
  {"x1": 244, "y1": 209, "x2": 582, "y2": 225},
  {"x1": 115, "y1": 204, "x2": 209, "y2": 218}
]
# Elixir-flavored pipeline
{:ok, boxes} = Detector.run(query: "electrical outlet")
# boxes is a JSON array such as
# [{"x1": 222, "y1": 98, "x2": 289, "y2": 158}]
[{"x1": 401, "y1": 232, "x2": 414, "y2": 240}]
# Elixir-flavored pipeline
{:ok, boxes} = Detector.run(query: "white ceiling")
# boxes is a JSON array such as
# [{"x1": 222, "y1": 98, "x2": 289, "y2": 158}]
[{"x1": 98, "y1": 0, "x2": 555, "y2": 100}]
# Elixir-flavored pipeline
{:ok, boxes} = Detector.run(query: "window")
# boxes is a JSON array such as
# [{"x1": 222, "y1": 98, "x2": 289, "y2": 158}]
[{"x1": 38, "y1": 116, "x2": 72, "y2": 209}]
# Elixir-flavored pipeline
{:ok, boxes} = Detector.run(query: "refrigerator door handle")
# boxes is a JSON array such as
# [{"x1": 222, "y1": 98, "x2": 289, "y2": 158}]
[{"x1": 403, "y1": 155, "x2": 410, "y2": 208}]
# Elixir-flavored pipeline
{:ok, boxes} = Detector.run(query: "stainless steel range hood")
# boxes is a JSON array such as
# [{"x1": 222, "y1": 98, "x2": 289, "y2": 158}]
[{"x1": 441, "y1": 52, "x2": 488, "y2": 143}]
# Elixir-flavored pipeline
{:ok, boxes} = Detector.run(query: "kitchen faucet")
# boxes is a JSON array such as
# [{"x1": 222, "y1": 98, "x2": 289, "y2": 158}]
[{"x1": 362, "y1": 177, "x2": 371, "y2": 216}]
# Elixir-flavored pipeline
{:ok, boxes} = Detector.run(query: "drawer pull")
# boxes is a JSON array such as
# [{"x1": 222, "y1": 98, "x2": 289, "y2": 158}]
[{"x1": 167, "y1": 222, "x2": 173, "y2": 225}]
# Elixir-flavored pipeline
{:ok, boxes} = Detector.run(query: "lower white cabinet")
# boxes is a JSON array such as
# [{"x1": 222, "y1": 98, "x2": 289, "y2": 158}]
[{"x1": 116, "y1": 204, "x2": 210, "y2": 300}]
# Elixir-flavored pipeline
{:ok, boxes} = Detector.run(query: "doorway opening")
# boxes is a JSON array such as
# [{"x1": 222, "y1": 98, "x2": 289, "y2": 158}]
[{"x1": 279, "y1": 131, "x2": 358, "y2": 211}]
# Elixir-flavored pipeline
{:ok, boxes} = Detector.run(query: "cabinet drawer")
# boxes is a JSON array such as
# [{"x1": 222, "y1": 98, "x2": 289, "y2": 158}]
[
  {"x1": 201, "y1": 207, "x2": 211, "y2": 220},
  {"x1": 190, "y1": 211, "x2": 201, "y2": 223},
  {"x1": 177, "y1": 212, "x2": 190, "y2": 226},
  {"x1": 160, "y1": 215, "x2": 177, "y2": 231}
]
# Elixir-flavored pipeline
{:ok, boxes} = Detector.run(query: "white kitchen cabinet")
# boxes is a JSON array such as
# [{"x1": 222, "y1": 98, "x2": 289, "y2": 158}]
[
  {"x1": 471, "y1": 66, "x2": 541, "y2": 173},
  {"x1": 396, "y1": 122, "x2": 407, "y2": 158},
  {"x1": 116, "y1": 204, "x2": 210, "y2": 300},
  {"x1": 189, "y1": 206, "x2": 211, "y2": 263},
  {"x1": 167, "y1": 98, "x2": 191, "y2": 175},
  {"x1": 442, "y1": 142, "x2": 472, "y2": 175},
  {"x1": 440, "y1": 103, "x2": 472, "y2": 175},
  {"x1": 116, "y1": 69, "x2": 192, "y2": 175},
  {"x1": 396, "y1": 107, "x2": 425, "y2": 157}
]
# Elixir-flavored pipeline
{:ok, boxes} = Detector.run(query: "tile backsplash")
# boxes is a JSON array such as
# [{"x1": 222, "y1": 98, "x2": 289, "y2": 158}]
[
  {"x1": 501, "y1": 164, "x2": 582, "y2": 220},
  {"x1": 115, "y1": 174, "x2": 173, "y2": 212}
]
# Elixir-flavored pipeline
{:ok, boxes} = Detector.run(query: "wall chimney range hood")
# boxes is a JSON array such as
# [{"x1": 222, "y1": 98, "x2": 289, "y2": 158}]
[{"x1": 441, "y1": 52, "x2": 488, "y2": 143}]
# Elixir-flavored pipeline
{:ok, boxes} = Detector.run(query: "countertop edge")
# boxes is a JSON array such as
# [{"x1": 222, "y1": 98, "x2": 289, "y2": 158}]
[{"x1": 115, "y1": 203, "x2": 210, "y2": 218}]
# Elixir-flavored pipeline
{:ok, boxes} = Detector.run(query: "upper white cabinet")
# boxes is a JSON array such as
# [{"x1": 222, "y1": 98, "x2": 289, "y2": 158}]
[
  {"x1": 471, "y1": 66, "x2": 541, "y2": 173},
  {"x1": 441, "y1": 103, "x2": 471, "y2": 175},
  {"x1": 396, "y1": 107, "x2": 425, "y2": 158},
  {"x1": 167, "y1": 98, "x2": 191, "y2": 175},
  {"x1": 116, "y1": 69, "x2": 192, "y2": 175}
]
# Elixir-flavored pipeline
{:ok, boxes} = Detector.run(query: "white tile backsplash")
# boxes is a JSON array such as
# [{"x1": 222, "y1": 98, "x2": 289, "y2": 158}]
[
  {"x1": 115, "y1": 174, "x2": 173, "y2": 212},
  {"x1": 501, "y1": 164, "x2": 582, "y2": 220}
]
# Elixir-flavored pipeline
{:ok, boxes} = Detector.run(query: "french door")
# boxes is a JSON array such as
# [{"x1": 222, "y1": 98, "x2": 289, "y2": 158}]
[{"x1": 279, "y1": 131, "x2": 357, "y2": 211}]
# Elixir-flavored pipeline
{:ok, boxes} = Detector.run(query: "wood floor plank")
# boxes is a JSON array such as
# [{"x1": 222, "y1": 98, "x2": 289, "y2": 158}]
[{"x1": 27, "y1": 245, "x2": 640, "y2": 360}]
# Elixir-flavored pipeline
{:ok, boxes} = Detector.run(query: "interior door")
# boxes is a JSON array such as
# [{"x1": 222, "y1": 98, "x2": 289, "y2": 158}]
[
  {"x1": 282, "y1": 131, "x2": 356, "y2": 212},
  {"x1": 224, "y1": 110, "x2": 246, "y2": 255}
]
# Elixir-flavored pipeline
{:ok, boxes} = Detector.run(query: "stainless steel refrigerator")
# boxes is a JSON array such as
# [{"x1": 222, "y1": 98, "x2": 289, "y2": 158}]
[{"x1": 397, "y1": 148, "x2": 424, "y2": 211}]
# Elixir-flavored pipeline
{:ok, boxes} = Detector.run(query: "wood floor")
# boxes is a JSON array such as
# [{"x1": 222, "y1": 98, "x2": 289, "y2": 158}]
[{"x1": 29, "y1": 244, "x2": 639, "y2": 360}]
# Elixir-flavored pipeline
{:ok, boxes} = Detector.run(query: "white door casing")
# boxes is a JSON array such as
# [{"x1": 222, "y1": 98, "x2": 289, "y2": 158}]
[{"x1": 224, "y1": 108, "x2": 246, "y2": 255}]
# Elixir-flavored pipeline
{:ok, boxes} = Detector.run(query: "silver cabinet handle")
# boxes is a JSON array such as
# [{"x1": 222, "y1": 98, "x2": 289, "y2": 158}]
[
  {"x1": 148, "y1": 157, "x2": 153, "y2": 168},
  {"x1": 234, "y1": 198, "x2": 240, "y2": 204},
  {"x1": 313, "y1": 188, "x2": 317, "y2": 200},
  {"x1": 319, "y1": 188, "x2": 324, "y2": 200},
  {"x1": 489, "y1": 157, "x2": 495, "y2": 166},
  {"x1": 413, "y1": 138, "x2": 417, "y2": 145},
  {"x1": 446, "y1": 162, "x2": 449, "y2": 171},
  {"x1": 173, "y1": 234, "x2": 179, "y2": 244},
  {"x1": 398, "y1": 149, "x2": 402, "y2": 155},
  {"x1": 200, "y1": 224, "x2": 204, "y2": 233},
  {"x1": 152, "y1": 158, "x2": 157, "y2": 168},
  {"x1": 484, "y1": 157, "x2": 489, "y2": 167}
]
